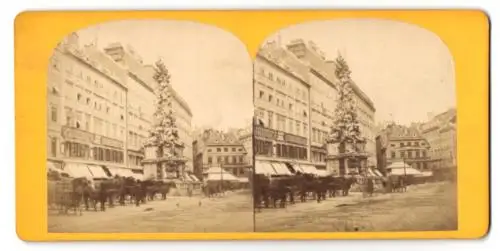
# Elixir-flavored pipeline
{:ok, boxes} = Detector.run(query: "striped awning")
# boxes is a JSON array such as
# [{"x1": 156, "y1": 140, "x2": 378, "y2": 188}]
[
  {"x1": 291, "y1": 163, "x2": 305, "y2": 173},
  {"x1": 87, "y1": 165, "x2": 108, "y2": 179},
  {"x1": 300, "y1": 165, "x2": 320, "y2": 175},
  {"x1": 270, "y1": 162, "x2": 292, "y2": 175},
  {"x1": 189, "y1": 174, "x2": 200, "y2": 182},
  {"x1": 64, "y1": 163, "x2": 93, "y2": 179},
  {"x1": 108, "y1": 167, "x2": 135, "y2": 178},
  {"x1": 255, "y1": 160, "x2": 277, "y2": 175}
]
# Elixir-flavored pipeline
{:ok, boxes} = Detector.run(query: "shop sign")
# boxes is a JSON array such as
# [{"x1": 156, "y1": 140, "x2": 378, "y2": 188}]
[
  {"x1": 254, "y1": 125, "x2": 277, "y2": 140},
  {"x1": 61, "y1": 126, "x2": 94, "y2": 143},
  {"x1": 284, "y1": 133, "x2": 307, "y2": 145},
  {"x1": 101, "y1": 136, "x2": 124, "y2": 148}
]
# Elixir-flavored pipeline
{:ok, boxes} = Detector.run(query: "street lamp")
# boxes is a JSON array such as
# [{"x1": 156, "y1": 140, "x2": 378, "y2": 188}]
[{"x1": 402, "y1": 156, "x2": 407, "y2": 177}]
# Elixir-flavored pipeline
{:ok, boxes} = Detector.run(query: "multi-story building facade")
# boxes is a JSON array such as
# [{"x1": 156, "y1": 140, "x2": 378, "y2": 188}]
[
  {"x1": 253, "y1": 41, "x2": 313, "y2": 175},
  {"x1": 192, "y1": 129, "x2": 250, "y2": 180},
  {"x1": 375, "y1": 124, "x2": 432, "y2": 175},
  {"x1": 417, "y1": 108, "x2": 457, "y2": 170},
  {"x1": 47, "y1": 33, "x2": 194, "y2": 179},
  {"x1": 47, "y1": 32, "x2": 129, "y2": 178},
  {"x1": 286, "y1": 39, "x2": 377, "y2": 168}
]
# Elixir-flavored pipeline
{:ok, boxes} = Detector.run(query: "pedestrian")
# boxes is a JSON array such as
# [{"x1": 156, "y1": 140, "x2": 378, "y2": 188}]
[
  {"x1": 187, "y1": 184, "x2": 193, "y2": 197},
  {"x1": 366, "y1": 177, "x2": 374, "y2": 197}
]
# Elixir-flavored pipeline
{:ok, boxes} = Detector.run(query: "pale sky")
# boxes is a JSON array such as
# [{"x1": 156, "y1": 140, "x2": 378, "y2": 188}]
[
  {"x1": 266, "y1": 19, "x2": 456, "y2": 125},
  {"x1": 77, "y1": 20, "x2": 253, "y2": 130}
]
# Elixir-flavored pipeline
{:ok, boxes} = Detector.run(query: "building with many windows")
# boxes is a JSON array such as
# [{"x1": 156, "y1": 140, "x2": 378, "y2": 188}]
[
  {"x1": 192, "y1": 129, "x2": 251, "y2": 181},
  {"x1": 417, "y1": 108, "x2": 457, "y2": 170},
  {"x1": 375, "y1": 123, "x2": 432, "y2": 175},
  {"x1": 47, "y1": 33, "x2": 194, "y2": 179},
  {"x1": 253, "y1": 41, "x2": 314, "y2": 175},
  {"x1": 47, "y1": 33, "x2": 129, "y2": 178}
]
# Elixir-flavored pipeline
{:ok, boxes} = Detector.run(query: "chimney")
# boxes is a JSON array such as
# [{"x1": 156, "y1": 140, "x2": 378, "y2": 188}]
[
  {"x1": 286, "y1": 39, "x2": 307, "y2": 58},
  {"x1": 103, "y1": 43, "x2": 125, "y2": 63}
]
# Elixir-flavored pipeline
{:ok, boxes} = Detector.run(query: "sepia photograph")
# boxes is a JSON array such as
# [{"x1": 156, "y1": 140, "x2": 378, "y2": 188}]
[
  {"x1": 252, "y1": 19, "x2": 457, "y2": 232},
  {"x1": 46, "y1": 20, "x2": 254, "y2": 233}
]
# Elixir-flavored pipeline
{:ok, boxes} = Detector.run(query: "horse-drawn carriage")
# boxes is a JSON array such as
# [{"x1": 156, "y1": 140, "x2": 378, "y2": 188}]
[
  {"x1": 252, "y1": 172, "x2": 357, "y2": 210},
  {"x1": 47, "y1": 168, "x2": 178, "y2": 215}
]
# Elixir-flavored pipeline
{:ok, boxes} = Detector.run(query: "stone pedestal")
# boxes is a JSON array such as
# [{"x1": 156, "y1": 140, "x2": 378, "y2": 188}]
[
  {"x1": 326, "y1": 156, "x2": 341, "y2": 176},
  {"x1": 142, "y1": 144, "x2": 198, "y2": 196},
  {"x1": 326, "y1": 140, "x2": 368, "y2": 177}
]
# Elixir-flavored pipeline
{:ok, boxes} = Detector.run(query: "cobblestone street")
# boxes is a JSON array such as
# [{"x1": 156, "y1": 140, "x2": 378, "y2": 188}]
[
  {"x1": 48, "y1": 190, "x2": 254, "y2": 233},
  {"x1": 255, "y1": 182, "x2": 457, "y2": 232}
]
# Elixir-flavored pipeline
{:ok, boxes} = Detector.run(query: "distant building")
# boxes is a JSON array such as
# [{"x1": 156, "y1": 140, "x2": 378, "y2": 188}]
[
  {"x1": 417, "y1": 108, "x2": 457, "y2": 170},
  {"x1": 192, "y1": 129, "x2": 251, "y2": 181},
  {"x1": 376, "y1": 123, "x2": 432, "y2": 175},
  {"x1": 237, "y1": 126, "x2": 253, "y2": 167}
]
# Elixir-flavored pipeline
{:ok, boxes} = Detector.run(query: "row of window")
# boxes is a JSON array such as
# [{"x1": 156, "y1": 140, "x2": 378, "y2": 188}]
[
  {"x1": 207, "y1": 147, "x2": 244, "y2": 153},
  {"x1": 390, "y1": 141, "x2": 427, "y2": 147},
  {"x1": 276, "y1": 143, "x2": 308, "y2": 160},
  {"x1": 58, "y1": 106, "x2": 126, "y2": 140},
  {"x1": 411, "y1": 162, "x2": 428, "y2": 170},
  {"x1": 390, "y1": 150, "x2": 428, "y2": 159},
  {"x1": 207, "y1": 155, "x2": 245, "y2": 165},
  {"x1": 254, "y1": 139, "x2": 308, "y2": 161},
  {"x1": 257, "y1": 66, "x2": 308, "y2": 101},
  {"x1": 70, "y1": 88, "x2": 125, "y2": 122},
  {"x1": 227, "y1": 167, "x2": 247, "y2": 177},
  {"x1": 258, "y1": 90, "x2": 308, "y2": 118},
  {"x1": 255, "y1": 139, "x2": 273, "y2": 157},
  {"x1": 311, "y1": 151, "x2": 327, "y2": 163},
  {"x1": 57, "y1": 141, "x2": 125, "y2": 164},
  {"x1": 257, "y1": 109, "x2": 309, "y2": 137},
  {"x1": 59, "y1": 59, "x2": 126, "y2": 105}
]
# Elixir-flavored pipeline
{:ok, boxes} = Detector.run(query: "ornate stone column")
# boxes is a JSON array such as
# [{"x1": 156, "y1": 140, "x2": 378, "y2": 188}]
[{"x1": 326, "y1": 142, "x2": 340, "y2": 176}]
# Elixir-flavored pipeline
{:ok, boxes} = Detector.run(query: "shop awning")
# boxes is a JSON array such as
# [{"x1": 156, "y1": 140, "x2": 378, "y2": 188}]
[
  {"x1": 87, "y1": 165, "x2": 109, "y2": 179},
  {"x1": 390, "y1": 167, "x2": 422, "y2": 176},
  {"x1": 47, "y1": 161, "x2": 63, "y2": 172},
  {"x1": 64, "y1": 163, "x2": 93, "y2": 179},
  {"x1": 189, "y1": 174, "x2": 200, "y2": 182},
  {"x1": 291, "y1": 163, "x2": 304, "y2": 173},
  {"x1": 270, "y1": 162, "x2": 292, "y2": 175},
  {"x1": 300, "y1": 165, "x2": 320, "y2": 175},
  {"x1": 204, "y1": 167, "x2": 239, "y2": 181},
  {"x1": 255, "y1": 161, "x2": 277, "y2": 175},
  {"x1": 108, "y1": 167, "x2": 135, "y2": 178}
]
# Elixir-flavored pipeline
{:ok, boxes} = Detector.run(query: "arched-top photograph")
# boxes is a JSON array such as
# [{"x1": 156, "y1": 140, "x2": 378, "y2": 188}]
[
  {"x1": 252, "y1": 19, "x2": 457, "y2": 232},
  {"x1": 45, "y1": 20, "x2": 255, "y2": 233}
]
